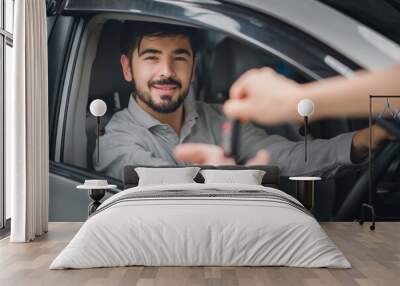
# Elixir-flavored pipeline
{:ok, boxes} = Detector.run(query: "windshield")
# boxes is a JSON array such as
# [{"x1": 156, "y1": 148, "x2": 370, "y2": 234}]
[{"x1": 319, "y1": 0, "x2": 400, "y2": 45}]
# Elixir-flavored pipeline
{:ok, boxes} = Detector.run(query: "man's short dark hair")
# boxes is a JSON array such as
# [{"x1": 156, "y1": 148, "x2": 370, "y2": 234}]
[{"x1": 120, "y1": 21, "x2": 200, "y2": 61}]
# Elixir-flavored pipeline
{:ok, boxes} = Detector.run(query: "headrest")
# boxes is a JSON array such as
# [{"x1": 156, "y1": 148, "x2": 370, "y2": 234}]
[
  {"x1": 207, "y1": 38, "x2": 275, "y2": 103},
  {"x1": 88, "y1": 20, "x2": 133, "y2": 108}
]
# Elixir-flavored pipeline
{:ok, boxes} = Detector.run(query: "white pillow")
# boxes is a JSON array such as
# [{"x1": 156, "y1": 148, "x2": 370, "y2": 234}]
[
  {"x1": 200, "y1": 169, "x2": 266, "y2": 185},
  {"x1": 135, "y1": 167, "x2": 200, "y2": 186}
]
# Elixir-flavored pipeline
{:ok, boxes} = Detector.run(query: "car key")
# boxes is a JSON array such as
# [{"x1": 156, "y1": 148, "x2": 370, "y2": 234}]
[{"x1": 222, "y1": 119, "x2": 241, "y2": 162}]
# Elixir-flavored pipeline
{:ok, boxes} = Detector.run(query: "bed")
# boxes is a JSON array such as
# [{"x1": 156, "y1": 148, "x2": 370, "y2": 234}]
[{"x1": 50, "y1": 165, "x2": 350, "y2": 269}]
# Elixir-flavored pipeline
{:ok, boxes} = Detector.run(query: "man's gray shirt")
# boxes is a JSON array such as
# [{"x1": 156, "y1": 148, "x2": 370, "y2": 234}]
[{"x1": 94, "y1": 95, "x2": 355, "y2": 180}]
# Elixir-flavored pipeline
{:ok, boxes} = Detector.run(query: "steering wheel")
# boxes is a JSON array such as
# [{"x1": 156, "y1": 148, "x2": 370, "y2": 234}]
[{"x1": 335, "y1": 117, "x2": 400, "y2": 221}]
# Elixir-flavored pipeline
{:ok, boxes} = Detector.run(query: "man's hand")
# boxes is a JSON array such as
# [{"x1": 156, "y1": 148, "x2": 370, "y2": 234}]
[
  {"x1": 351, "y1": 124, "x2": 394, "y2": 162},
  {"x1": 174, "y1": 143, "x2": 270, "y2": 166}
]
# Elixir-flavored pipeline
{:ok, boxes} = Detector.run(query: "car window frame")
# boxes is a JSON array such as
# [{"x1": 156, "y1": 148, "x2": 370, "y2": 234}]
[
  {"x1": 48, "y1": 16, "x2": 80, "y2": 160},
  {"x1": 52, "y1": 1, "x2": 364, "y2": 182}
]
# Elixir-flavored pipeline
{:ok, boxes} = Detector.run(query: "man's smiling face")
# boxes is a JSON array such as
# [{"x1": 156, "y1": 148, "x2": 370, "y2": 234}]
[{"x1": 121, "y1": 35, "x2": 195, "y2": 114}]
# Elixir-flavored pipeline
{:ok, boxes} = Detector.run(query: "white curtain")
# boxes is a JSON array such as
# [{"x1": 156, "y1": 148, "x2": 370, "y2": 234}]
[{"x1": 7, "y1": 0, "x2": 49, "y2": 242}]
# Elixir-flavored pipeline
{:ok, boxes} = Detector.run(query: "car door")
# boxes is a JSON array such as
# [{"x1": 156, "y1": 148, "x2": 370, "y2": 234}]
[
  {"x1": 47, "y1": 2, "x2": 121, "y2": 222},
  {"x1": 47, "y1": 0, "x2": 399, "y2": 221}
]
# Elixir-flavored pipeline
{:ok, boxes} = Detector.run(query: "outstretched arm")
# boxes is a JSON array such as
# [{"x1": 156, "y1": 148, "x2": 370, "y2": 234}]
[{"x1": 224, "y1": 65, "x2": 400, "y2": 125}]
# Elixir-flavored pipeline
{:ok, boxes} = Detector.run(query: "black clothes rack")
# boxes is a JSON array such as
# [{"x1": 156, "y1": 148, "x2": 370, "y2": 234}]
[{"x1": 359, "y1": 95, "x2": 400, "y2": 230}]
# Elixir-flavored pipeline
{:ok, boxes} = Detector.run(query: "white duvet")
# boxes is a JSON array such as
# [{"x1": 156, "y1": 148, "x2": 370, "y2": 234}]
[{"x1": 50, "y1": 183, "x2": 350, "y2": 269}]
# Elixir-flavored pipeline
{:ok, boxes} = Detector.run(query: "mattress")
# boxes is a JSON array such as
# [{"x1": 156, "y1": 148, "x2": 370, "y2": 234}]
[{"x1": 50, "y1": 183, "x2": 350, "y2": 269}]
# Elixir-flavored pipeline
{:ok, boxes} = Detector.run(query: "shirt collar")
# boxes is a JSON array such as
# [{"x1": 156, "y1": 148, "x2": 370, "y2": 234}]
[
  {"x1": 127, "y1": 93, "x2": 199, "y2": 130},
  {"x1": 127, "y1": 95, "x2": 161, "y2": 129}
]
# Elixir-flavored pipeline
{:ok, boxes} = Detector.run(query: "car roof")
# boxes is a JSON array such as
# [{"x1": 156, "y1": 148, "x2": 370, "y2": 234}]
[
  {"x1": 220, "y1": 0, "x2": 400, "y2": 70},
  {"x1": 61, "y1": 0, "x2": 400, "y2": 70},
  {"x1": 317, "y1": 0, "x2": 400, "y2": 45}
]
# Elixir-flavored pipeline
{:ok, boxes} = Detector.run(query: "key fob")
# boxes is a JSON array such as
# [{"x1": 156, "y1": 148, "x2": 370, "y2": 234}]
[{"x1": 222, "y1": 119, "x2": 240, "y2": 161}]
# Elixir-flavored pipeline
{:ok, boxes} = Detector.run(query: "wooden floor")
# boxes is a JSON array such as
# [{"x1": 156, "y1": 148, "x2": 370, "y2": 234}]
[{"x1": 0, "y1": 222, "x2": 399, "y2": 286}]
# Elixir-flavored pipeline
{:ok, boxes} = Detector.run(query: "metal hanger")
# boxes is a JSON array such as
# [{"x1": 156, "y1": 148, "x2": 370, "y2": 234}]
[{"x1": 378, "y1": 98, "x2": 400, "y2": 119}]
